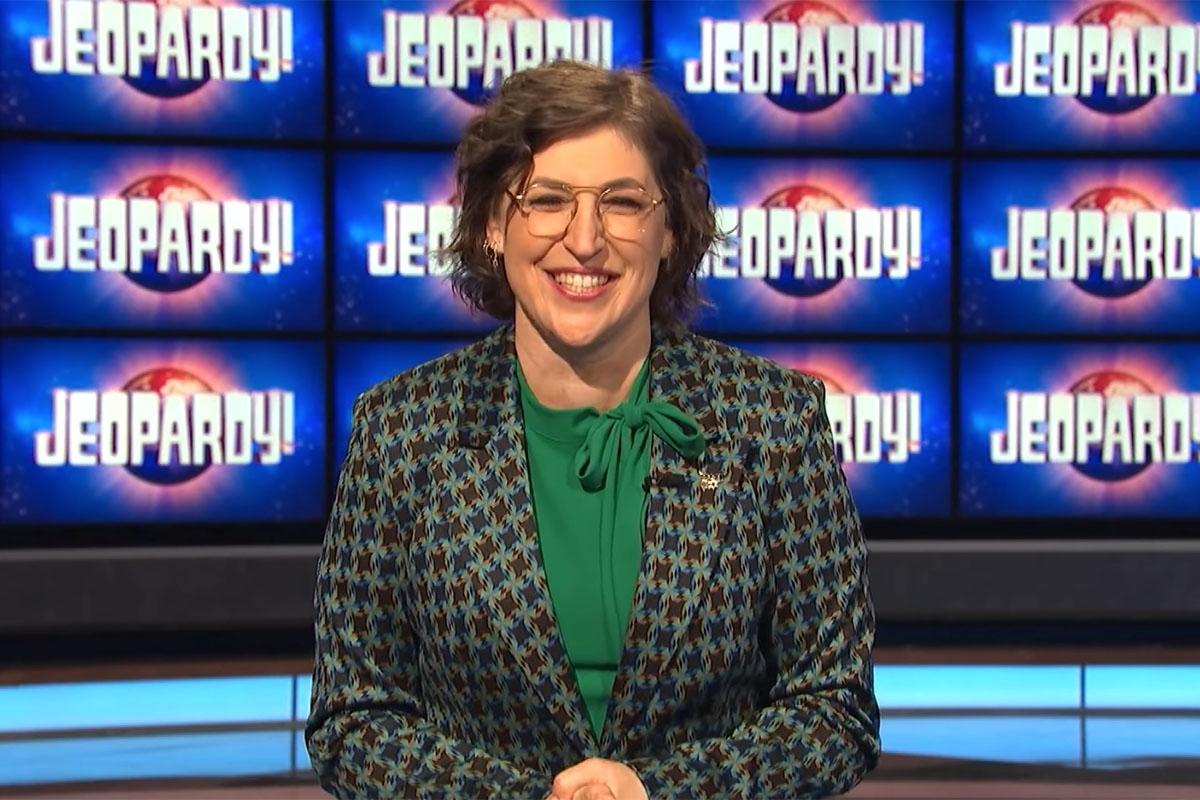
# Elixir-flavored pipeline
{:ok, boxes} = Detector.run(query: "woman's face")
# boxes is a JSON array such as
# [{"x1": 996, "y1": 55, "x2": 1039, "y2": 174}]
[{"x1": 489, "y1": 126, "x2": 672, "y2": 362}]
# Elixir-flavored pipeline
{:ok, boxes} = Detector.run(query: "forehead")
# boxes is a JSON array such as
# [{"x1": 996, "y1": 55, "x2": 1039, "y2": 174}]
[{"x1": 529, "y1": 127, "x2": 653, "y2": 185}]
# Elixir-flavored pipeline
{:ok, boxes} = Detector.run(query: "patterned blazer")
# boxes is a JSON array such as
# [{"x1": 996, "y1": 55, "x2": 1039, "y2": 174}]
[{"x1": 306, "y1": 325, "x2": 880, "y2": 799}]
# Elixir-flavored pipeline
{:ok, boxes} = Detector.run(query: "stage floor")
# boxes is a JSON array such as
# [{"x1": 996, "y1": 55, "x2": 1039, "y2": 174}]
[{"x1": 4, "y1": 650, "x2": 1198, "y2": 798}]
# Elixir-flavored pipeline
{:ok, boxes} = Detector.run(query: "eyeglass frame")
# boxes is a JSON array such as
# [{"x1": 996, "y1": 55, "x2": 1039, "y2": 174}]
[{"x1": 505, "y1": 181, "x2": 668, "y2": 240}]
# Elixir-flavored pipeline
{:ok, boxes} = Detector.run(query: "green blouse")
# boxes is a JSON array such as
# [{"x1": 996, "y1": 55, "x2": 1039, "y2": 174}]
[{"x1": 516, "y1": 358, "x2": 704, "y2": 738}]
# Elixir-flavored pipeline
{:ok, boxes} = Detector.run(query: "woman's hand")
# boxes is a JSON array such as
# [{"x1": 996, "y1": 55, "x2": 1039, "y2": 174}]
[
  {"x1": 562, "y1": 785, "x2": 616, "y2": 800},
  {"x1": 546, "y1": 758, "x2": 649, "y2": 800}
]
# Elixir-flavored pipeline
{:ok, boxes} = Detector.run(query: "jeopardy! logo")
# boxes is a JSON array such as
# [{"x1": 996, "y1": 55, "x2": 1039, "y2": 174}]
[
  {"x1": 808, "y1": 371, "x2": 922, "y2": 464},
  {"x1": 990, "y1": 185, "x2": 1200, "y2": 299},
  {"x1": 33, "y1": 366, "x2": 295, "y2": 486},
  {"x1": 30, "y1": 0, "x2": 295, "y2": 98},
  {"x1": 367, "y1": 0, "x2": 613, "y2": 104},
  {"x1": 989, "y1": 369, "x2": 1200, "y2": 482},
  {"x1": 993, "y1": 1, "x2": 1200, "y2": 114},
  {"x1": 31, "y1": 173, "x2": 295, "y2": 293},
  {"x1": 699, "y1": 182, "x2": 921, "y2": 298},
  {"x1": 683, "y1": 0, "x2": 926, "y2": 111},
  {"x1": 367, "y1": 200, "x2": 457, "y2": 277}
]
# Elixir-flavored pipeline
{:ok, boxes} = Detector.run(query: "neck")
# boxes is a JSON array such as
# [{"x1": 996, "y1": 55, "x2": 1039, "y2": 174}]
[{"x1": 513, "y1": 317, "x2": 651, "y2": 412}]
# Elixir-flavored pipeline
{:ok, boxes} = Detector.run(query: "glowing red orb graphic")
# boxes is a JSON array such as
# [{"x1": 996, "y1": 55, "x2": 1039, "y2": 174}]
[
  {"x1": 763, "y1": 1, "x2": 849, "y2": 113},
  {"x1": 761, "y1": 184, "x2": 845, "y2": 298},
  {"x1": 1073, "y1": 2, "x2": 1159, "y2": 115},
  {"x1": 447, "y1": 0, "x2": 535, "y2": 106},
  {"x1": 121, "y1": 0, "x2": 215, "y2": 99},
  {"x1": 121, "y1": 367, "x2": 215, "y2": 485},
  {"x1": 1070, "y1": 185, "x2": 1155, "y2": 299},
  {"x1": 1068, "y1": 369, "x2": 1154, "y2": 481},
  {"x1": 803, "y1": 370, "x2": 846, "y2": 394},
  {"x1": 120, "y1": 174, "x2": 212, "y2": 294}
]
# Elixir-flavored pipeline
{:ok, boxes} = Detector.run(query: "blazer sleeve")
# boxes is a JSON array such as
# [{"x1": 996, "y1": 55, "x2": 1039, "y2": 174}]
[
  {"x1": 305, "y1": 396, "x2": 553, "y2": 800},
  {"x1": 624, "y1": 380, "x2": 881, "y2": 799}
]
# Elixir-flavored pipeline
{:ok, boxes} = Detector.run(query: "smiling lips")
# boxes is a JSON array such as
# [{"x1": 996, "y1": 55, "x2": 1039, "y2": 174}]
[{"x1": 547, "y1": 270, "x2": 615, "y2": 298}]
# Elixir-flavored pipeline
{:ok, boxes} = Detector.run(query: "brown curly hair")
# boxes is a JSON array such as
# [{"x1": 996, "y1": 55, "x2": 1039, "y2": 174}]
[{"x1": 441, "y1": 60, "x2": 719, "y2": 331}]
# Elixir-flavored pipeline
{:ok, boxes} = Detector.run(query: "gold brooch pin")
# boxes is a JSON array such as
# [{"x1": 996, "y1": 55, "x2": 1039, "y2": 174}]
[{"x1": 698, "y1": 472, "x2": 719, "y2": 490}]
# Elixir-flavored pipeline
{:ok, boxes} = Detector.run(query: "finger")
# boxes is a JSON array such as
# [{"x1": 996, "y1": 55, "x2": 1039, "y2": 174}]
[
  {"x1": 572, "y1": 785, "x2": 616, "y2": 800},
  {"x1": 552, "y1": 758, "x2": 607, "y2": 795}
]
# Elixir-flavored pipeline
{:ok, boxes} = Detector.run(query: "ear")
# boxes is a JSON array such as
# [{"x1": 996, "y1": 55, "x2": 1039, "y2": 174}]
[
  {"x1": 486, "y1": 198, "x2": 508, "y2": 252},
  {"x1": 659, "y1": 228, "x2": 674, "y2": 262},
  {"x1": 486, "y1": 218, "x2": 505, "y2": 252}
]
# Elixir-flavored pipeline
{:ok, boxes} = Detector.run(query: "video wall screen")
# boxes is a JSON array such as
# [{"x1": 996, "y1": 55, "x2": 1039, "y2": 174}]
[{"x1": 2, "y1": 0, "x2": 1198, "y2": 543}]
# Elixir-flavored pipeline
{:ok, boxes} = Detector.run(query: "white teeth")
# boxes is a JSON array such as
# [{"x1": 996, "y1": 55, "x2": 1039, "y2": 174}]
[{"x1": 554, "y1": 273, "x2": 610, "y2": 291}]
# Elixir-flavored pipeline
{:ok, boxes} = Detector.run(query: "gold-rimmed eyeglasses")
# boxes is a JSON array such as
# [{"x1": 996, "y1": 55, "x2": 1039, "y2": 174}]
[{"x1": 507, "y1": 182, "x2": 666, "y2": 241}]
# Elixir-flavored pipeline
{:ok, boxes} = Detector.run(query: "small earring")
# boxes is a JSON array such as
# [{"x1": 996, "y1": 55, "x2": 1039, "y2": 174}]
[{"x1": 484, "y1": 243, "x2": 501, "y2": 272}]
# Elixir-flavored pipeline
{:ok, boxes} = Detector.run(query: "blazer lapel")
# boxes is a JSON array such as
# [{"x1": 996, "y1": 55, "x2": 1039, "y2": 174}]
[
  {"x1": 603, "y1": 329, "x2": 745, "y2": 754},
  {"x1": 450, "y1": 327, "x2": 597, "y2": 758}
]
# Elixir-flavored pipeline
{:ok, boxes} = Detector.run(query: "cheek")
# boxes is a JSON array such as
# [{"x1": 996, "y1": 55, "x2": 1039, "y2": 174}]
[
  {"x1": 645, "y1": 236, "x2": 670, "y2": 282},
  {"x1": 650, "y1": 222, "x2": 673, "y2": 265},
  {"x1": 503, "y1": 230, "x2": 554, "y2": 265},
  {"x1": 615, "y1": 243, "x2": 660, "y2": 284}
]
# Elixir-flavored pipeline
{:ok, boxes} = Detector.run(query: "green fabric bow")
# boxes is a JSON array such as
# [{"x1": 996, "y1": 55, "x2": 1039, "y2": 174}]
[{"x1": 575, "y1": 400, "x2": 706, "y2": 491}]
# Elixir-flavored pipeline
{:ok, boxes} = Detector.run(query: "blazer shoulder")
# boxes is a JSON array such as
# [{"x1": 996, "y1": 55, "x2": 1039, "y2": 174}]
[
  {"x1": 686, "y1": 332, "x2": 825, "y2": 412},
  {"x1": 351, "y1": 336, "x2": 498, "y2": 427}
]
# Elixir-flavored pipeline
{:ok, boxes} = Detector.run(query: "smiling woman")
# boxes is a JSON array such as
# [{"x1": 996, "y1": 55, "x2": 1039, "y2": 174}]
[
  {"x1": 306, "y1": 60, "x2": 880, "y2": 800},
  {"x1": 445, "y1": 61, "x2": 718, "y2": 339},
  {"x1": 489, "y1": 127, "x2": 673, "y2": 404}
]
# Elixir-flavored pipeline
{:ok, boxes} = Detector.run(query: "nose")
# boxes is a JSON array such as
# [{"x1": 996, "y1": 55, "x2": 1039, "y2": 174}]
[{"x1": 561, "y1": 194, "x2": 606, "y2": 261}]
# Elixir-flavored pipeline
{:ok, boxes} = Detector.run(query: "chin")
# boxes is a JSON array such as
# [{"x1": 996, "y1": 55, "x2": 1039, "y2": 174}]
[
  {"x1": 533, "y1": 306, "x2": 619, "y2": 351},
  {"x1": 544, "y1": 323, "x2": 608, "y2": 355},
  {"x1": 519, "y1": 299, "x2": 647, "y2": 359}
]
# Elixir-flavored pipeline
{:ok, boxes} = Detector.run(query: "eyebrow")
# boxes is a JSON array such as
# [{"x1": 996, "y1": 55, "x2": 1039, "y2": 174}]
[{"x1": 527, "y1": 175, "x2": 649, "y2": 190}]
